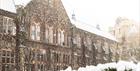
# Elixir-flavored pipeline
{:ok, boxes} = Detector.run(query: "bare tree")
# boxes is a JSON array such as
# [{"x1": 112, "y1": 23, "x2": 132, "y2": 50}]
[{"x1": 14, "y1": 5, "x2": 27, "y2": 71}]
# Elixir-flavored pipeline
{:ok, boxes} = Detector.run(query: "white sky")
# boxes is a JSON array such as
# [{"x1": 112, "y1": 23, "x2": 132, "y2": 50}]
[
  {"x1": 0, "y1": 0, "x2": 140, "y2": 31},
  {"x1": 62, "y1": 0, "x2": 140, "y2": 31}
]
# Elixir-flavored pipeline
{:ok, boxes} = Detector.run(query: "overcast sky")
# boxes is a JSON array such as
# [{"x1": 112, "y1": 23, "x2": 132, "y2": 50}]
[{"x1": 0, "y1": 0, "x2": 140, "y2": 31}]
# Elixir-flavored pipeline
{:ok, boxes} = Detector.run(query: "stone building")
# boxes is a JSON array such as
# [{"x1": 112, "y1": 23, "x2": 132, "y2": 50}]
[
  {"x1": 110, "y1": 17, "x2": 140, "y2": 61},
  {"x1": 0, "y1": 0, "x2": 118, "y2": 71}
]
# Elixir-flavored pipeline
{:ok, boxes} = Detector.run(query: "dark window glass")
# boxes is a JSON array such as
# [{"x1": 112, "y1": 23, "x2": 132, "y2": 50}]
[
  {"x1": 2, "y1": 58, "x2": 5, "y2": 63},
  {"x1": 2, "y1": 64, "x2": 5, "y2": 71},
  {"x1": 3, "y1": 50, "x2": 6, "y2": 56},
  {"x1": 11, "y1": 58, "x2": 14, "y2": 63},
  {"x1": 7, "y1": 58, "x2": 10, "y2": 63},
  {"x1": 11, "y1": 52, "x2": 14, "y2": 57},
  {"x1": 7, "y1": 51, "x2": 10, "y2": 56}
]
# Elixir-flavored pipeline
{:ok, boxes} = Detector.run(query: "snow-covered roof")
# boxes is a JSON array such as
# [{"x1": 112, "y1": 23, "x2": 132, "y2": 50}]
[
  {"x1": 0, "y1": 0, "x2": 16, "y2": 13},
  {"x1": 71, "y1": 19, "x2": 118, "y2": 42},
  {"x1": 61, "y1": 0, "x2": 118, "y2": 42}
]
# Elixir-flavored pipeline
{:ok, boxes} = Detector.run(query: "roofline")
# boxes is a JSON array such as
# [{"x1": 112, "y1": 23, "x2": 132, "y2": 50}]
[
  {"x1": 0, "y1": 9, "x2": 17, "y2": 18},
  {"x1": 71, "y1": 20, "x2": 118, "y2": 42},
  {"x1": 72, "y1": 24, "x2": 118, "y2": 42}
]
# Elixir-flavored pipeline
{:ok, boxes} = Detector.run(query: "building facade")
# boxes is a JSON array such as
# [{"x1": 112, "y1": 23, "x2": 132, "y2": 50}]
[
  {"x1": 0, "y1": 0, "x2": 118, "y2": 71},
  {"x1": 110, "y1": 17, "x2": 140, "y2": 61}
]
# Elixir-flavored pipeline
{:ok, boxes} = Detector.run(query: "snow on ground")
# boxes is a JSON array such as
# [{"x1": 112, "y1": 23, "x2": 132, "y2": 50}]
[{"x1": 61, "y1": 61, "x2": 140, "y2": 71}]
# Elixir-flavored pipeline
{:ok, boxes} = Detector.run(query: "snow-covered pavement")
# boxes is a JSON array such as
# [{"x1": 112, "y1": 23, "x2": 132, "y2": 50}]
[{"x1": 61, "y1": 61, "x2": 140, "y2": 71}]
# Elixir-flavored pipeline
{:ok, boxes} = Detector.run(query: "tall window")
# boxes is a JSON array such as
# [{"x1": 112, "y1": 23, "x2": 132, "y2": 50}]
[
  {"x1": 31, "y1": 24, "x2": 36, "y2": 40},
  {"x1": 45, "y1": 26, "x2": 49, "y2": 42},
  {"x1": 104, "y1": 43, "x2": 109, "y2": 54},
  {"x1": 76, "y1": 35, "x2": 81, "y2": 48},
  {"x1": 61, "y1": 30, "x2": 64, "y2": 45},
  {"x1": 57, "y1": 29, "x2": 65, "y2": 45},
  {"x1": 48, "y1": 26, "x2": 53, "y2": 43},
  {"x1": 58, "y1": 30, "x2": 61, "y2": 44},
  {"x1": 1, "y1": 17, "x2": 15, "y2": 35},
  {"x1": 87, "y1": 37, "x2": 92, "y2": 50},
  {"x1": 1, "y1": 50, "x2": 15, "y2": 71},
  {"x1": 30, "y1": 22, "x2": 40, "y2": 40},
  {"x1": 36, "y1": 24, "x2": 40, "y2": 40},
  {"x1": 12, "y1": 26, "x2": 16, "y2": 35},
  {"x1": 97, "y1": 40, "x2": 102, "y2": 53},
  {"x1": 3, "y1": 17, "x2": 8, "y2": 33}
]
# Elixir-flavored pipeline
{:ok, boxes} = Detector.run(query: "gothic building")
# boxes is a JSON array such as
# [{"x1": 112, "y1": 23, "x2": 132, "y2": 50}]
[
  {"x1": 0, "y1": 0, "x2": 118, "y2": 71},
  {"x1": 110, "y1": 17, "x2": 140, "y2": 61}
]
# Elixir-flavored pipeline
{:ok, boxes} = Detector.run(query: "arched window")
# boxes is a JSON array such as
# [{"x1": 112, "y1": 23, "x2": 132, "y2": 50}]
[{"x1": 30, "y1": 22, "x2": 40, "y2": 40}]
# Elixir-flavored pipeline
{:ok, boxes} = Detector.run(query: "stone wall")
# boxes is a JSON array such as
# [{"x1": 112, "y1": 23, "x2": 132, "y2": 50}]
[{"x1": 0, "y1": 0, "x2": 118, "y2": 71}]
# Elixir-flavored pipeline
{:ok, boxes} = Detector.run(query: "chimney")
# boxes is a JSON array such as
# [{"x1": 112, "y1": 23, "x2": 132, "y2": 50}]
[
  {"x1": 72, "y1": 11, "x2": 76, "y2": 21},
  {"x1": 96, "y1": 24, "x2": 100, "y2": 30}
]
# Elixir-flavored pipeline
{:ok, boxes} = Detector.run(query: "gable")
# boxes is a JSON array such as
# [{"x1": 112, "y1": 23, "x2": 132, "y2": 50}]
[{"x1": 25, "y1": 0, "x2": 71, "y2": 26}]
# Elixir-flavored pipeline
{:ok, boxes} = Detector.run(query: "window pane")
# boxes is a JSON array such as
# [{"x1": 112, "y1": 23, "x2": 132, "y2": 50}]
[
  {"x1": 61, "y1": 31, "x2": 64, "y2": 45},
  {"x1": 58, "y1": 31, "x2": 61, "y2": 44},
  {"x1": 12, "y1": 26, "x2": 16, "y2": 35},
  {"x1": 45, "y1": 28, "x2": 49, "y2": 42},
  {"x1": 7, "y1": 58, "x2": 10, "y2": 63},
  {"x1": 3, "y1": 50, "x2": 6, "y2": 56},
  {"x1": 3, "y1": 17, "x2": 7, "y2": 33},
  {"x1": 31, "y1": 25, "x2": 35, "y2": 40},
  {"x1": 36, "y1": 24, "x2": 40, "y2": 40},
  {"x1": 2, "y1": 58, "x2": 5, "y2": 63},
  {"x1": 11, "y1": 52, "x2": 14, "y2": 57},
  {"x1": 49, "y1": 27, "x2": 53, "y2": 43},
  {"x1": 7, "y1": 51, "x2": 10, "y2": 56},
  {"x1": 11, "y1": 58, "x2": 14, "y2": 63}
]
